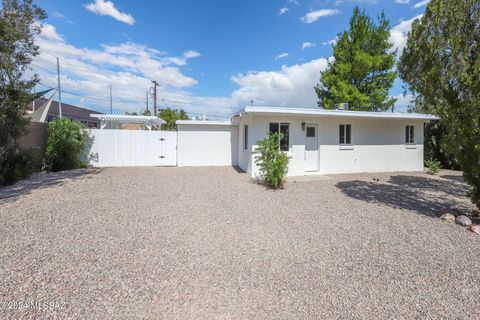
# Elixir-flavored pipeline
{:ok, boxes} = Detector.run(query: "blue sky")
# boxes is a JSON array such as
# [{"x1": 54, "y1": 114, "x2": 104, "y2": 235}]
[{"x1": 32, "y1": 0, "x2": 429, "y2": 117}]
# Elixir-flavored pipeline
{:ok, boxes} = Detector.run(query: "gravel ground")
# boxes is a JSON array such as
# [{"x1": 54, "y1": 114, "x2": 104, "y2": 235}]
[{"x1": 1, "y1": 167, "x2": 479, "y2": 319}]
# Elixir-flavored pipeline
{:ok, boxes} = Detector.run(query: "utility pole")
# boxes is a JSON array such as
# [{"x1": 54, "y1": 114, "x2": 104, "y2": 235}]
[
  {"x1": 146, "y1": 91, "x2": 149, "y2": 114},
  {"x1": 151, "y1": 80, "x2": 160, "y2": 116},
  {"x1": 56, "y1": 57, "x2": 62, "y2": 117},
  {"x1": 109, "y1": 84, "x2": 113, "y2": 114},
  {"x1": 32, "y1": 86, "x2": 35, "y2": 111}
]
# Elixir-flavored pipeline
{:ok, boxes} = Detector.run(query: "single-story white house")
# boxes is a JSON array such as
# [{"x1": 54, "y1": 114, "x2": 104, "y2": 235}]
[{"x1": 176, "y1": 106, "x2": 437, "y2": 177}]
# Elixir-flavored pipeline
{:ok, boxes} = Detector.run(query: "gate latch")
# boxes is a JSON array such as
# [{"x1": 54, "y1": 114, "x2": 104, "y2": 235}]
[
  {"x1": 159, "y1": 155, "x2": 165, "y2": 159},
  {"x1": 159, "y1": 138, "x2": 165, "y2": 141}
]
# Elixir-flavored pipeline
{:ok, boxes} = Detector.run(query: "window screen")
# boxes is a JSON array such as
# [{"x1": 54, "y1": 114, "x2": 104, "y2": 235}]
[
  {"x1": 406, "y1": 125, "x2": 414, "y2": 144},
  {"x1": 339, "y1": 124, "x2": 352, "y2": 145},
  {"x1": 244, "y1": 125, "x2": 248, "y2": 150},
  {"x1": 279, "y1": 123, "x2": 289, "y2": 151},
  {"x1": 269, "y1": 122, "x2": 290, "y2": 151},
  {"x1": 306, "y1": 127, "x2": 315, "y2": 137}
]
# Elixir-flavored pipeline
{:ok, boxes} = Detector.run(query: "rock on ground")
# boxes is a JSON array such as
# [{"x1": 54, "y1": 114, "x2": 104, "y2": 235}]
[
  {"x1": 469, "y1": 225, "x2": 480, "y2": 235},
  {"x1": 456, "y1": 215, "x2": 472, "y2": 227},
  {"x1": 441, "y1": 213, "x2": 456, "y2": 222}
]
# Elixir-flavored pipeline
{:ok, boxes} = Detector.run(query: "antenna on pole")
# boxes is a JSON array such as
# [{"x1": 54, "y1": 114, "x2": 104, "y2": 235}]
[
  {"x1": 56, "y1": 57, "x2": 62, "y2": 117},
  {"x1": 109, "y1": 84, "x2": 113, "y2": 114}
]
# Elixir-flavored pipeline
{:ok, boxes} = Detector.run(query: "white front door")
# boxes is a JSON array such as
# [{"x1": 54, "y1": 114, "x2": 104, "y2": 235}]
[{"x1": 305, "y1": 124, "x2": 318, "y2": 172}]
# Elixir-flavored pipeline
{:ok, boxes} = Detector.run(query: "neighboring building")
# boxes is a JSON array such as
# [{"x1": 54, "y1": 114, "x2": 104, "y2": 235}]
[
  {"x1": 29, "y1": 97, "x2": 103, "y2": 128},
  {"x1": 90, "y1": 114, "x2": 164, "y2": 130},
  {"x1": 176, "y1": 106, "x2": 437, "y2": 177}
]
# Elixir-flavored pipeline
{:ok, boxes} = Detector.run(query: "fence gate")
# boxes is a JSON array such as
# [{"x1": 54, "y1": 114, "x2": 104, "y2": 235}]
[{"x1": 87, "y1": 129, "x2": 177, "y2": 167}]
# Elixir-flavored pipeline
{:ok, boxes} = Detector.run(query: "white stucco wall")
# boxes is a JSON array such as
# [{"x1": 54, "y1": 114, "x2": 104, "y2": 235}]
[
  {"x1": 318, "y1": 117, "x2": 424, "y2": 174},
  {"x1": 237, "y1": 114, "x2": 426, "y2": 177},
  {"x1": 177, "y1": 122, "x2": 238, "y2": 167}
]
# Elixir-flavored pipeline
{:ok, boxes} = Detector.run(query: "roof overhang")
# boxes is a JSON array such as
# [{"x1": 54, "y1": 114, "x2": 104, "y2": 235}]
[
  {"x1": 235, "y1": 106, "x2": 438, "y2": 121},
  {"x1": 176, "y1": 120, "x2": 237, "y2": 126},
  {"x1": 90, "y1": 114, "x2": 165, "y2": 125}
]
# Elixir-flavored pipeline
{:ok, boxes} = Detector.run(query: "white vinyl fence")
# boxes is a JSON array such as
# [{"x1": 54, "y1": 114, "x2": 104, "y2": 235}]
[{"x1": 87, "y1": 129, "x2": 177, "y2": 167}]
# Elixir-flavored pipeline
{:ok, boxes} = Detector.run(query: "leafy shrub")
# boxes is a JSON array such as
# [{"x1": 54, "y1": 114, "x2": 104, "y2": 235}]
[
  {"x1": 425, "y1": 158, "x2": 441, "y2": 175},
  {"x1": 254, "y1": 132, "x2": 289, "y2": 189},
  {"x1": 44, "y1": 117, "x2": 89, "y2": 172},
  {"x1": 0, "y1": 147, "x2": 41, "y2": 185},
  {"x1": 424, "y1": 121, "x2": 459, "y2": 170}
]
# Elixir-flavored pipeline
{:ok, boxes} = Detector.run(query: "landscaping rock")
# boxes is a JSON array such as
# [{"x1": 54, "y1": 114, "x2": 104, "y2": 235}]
[
  {"x1": 468, "y1": 225, "x2": 480, "y2": 235},
  {"x1": 455, "y1": 215, "x2": 472, "y2": 227},
  {"x1": 440, "y1": 213, "x2": 456, "y2": 222}
]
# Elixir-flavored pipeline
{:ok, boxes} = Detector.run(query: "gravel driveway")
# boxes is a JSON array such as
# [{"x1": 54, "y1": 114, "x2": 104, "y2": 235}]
[{"x1": 1, "y1": 167, "x2": 479, "y2": 319}]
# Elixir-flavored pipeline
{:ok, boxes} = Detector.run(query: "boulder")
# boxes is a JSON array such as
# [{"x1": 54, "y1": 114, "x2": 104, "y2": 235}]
[
  {"x1": 455, "y1": 215, "x2": 472, "y2": 227},
  {"x1": 468, "y1": 225, "x2": 480, "y2": 235},
  {"x1": 440, "y1": 213, "x2": 456, "y2": 222}
]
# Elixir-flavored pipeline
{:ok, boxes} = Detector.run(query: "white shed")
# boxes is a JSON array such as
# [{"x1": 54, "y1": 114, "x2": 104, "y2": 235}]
[{"x1": 176, "y1": 120, "x2": 238, "y2": 167}]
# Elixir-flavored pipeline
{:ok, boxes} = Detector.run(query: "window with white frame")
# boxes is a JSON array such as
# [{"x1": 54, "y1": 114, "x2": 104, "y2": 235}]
[
  {"x1": 269, "y1": 122, "x2": 290, "y2": 151},
  {"x1": 339, "y1": 124, "x2": 352, "y2": 145},
  {"x1": 243, "y1": 125, "x2": 248, "y2": 151},
  {"x1": 405, "y1": 125, "x2": 415, "y2": 144}
]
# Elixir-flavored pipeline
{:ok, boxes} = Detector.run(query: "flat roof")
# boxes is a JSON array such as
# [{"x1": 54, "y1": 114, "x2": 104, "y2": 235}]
[
  {"x1": 236, "y1": 106, "x2": 438, "y2": 120},
  {"x1": 90, "y1": 114, "x2": 165, "y2": 125},
  {"x1": 176, "y1": 120, "x2": 236, "y2": 126}
]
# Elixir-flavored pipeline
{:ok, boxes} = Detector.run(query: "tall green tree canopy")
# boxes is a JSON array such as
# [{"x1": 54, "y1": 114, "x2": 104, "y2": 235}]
[
  {"x1": 315, "y1": 7, "x2": 396, "y2": 111},
  {"x1": 398, "y1": 0, "x2": 480, "y2": 209},
  {"x1": 158, "y1": 108, "x2": 189, "y2": 131},
  {"x1": 0, "y1": 0, "x2": 46, "y2": 151}
]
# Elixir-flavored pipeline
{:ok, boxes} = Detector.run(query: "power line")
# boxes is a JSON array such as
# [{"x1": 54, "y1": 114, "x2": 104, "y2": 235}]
[
  {"x1": 30, "y1": 63, "x2": 58, "y2": 75},
  {"x1": 33, "y1": 50, "x2": 233, "y2": 118}
]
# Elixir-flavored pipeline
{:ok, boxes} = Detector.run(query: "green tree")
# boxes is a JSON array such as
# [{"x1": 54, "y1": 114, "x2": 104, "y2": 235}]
[
  {"x1": 315, "y1": 7, "x2": 396, "y2": 111},
  {"x1": 424, "y1": 121, "x2": 459, "y2": 170},
  {"x1": 158, "y1": 108, "x2": 189, "y2": 131},
  {"x1": 0, "y1": 0, "x2": 46, "y2": 184},
  {"x1": 398, "y1": 0, "x2": 480, "y2": 209},
  {"x1": 44, "y1": 117, "x2": 89, "y2": 172}
]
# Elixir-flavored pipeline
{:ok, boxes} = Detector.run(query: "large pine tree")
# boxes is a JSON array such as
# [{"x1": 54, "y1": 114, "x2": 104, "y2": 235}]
[
  {"x1": 315, "y1": 7, "x2": 396, "y2": 111},
  {"x1": 398, "y1": 0, "x2": 480, "y2": 210}
]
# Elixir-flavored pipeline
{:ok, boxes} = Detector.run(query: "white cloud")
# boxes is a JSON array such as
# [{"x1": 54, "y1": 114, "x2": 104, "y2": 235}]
[
  {"x1": 302, "y1": 41, "x2": 315, "y2": 50},
  {"x1": 51, "y1": 11, "x2": 74, "y2": 24},
  {"x1": 300, "y1": 9, "x2": 340, "y2": 24},
  {"x1": 394, "y1": 0, "x2": 410, "y2": 4},
  {"x1": 32, "y1": 23, "x2": 207, "y2": 114},
  {"x1": 392, "y1": 93, "x2": 413, "y2": 112},
  {"x1": 275, "y1": 52, "x2": 289, "y2": 60},
  {"x1": 52, "y1": 11, "x2": 65, "y2": 18},
  {"x1": 40, "y1": 24, "x2": 64, "y2": 42},
  {"x1": 84, "y1": 0, "x2": 135, "y2": 25},
  {"x1": 278, "y1": 7, "x2": 289, "y2": 15},
  {"x1": 413, "y1": 0, "x2": 430, "y2": 8},
  {"x1": 322, "y1": 37, "x2": 338, "y2": 46},
  {"x1": 389, "y1": 14, "x2": 423, "y2": 53},
  {"x1": 231, "y1": 58, "x2": 331, "y2": 107},
  {"x1": 183, "y1": 50, "x2": 201, "y2": 59},
  {"x1": 32, "y1": 24, "x2": 334, "y2": 116}
]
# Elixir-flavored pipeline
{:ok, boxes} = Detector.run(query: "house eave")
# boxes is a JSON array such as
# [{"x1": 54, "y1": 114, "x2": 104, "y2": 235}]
[
  {"x1": 237, "y1": 106, "x2": 438, "y2": 121},
  {"x1": 176, "y1": 120, "x2": 238, "y2": 126}
]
